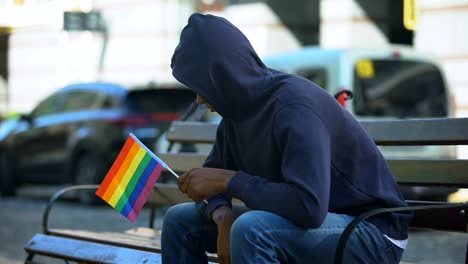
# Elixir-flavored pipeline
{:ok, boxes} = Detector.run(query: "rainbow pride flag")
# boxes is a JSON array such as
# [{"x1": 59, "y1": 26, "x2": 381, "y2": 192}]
[{"x1": 96, "y1": 133, "x2": 170, "y2": 222}]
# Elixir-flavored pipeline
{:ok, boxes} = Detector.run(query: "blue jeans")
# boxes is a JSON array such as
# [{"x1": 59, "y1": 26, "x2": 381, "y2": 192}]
[{"x1": 161, "y1": 203, "x2": 403, "y2": 263}]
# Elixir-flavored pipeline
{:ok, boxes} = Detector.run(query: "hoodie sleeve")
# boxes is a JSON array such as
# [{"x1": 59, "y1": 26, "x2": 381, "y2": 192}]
[
  {"x1": 228, "y1": 105, "x2": 331, "y2": 228},
  {"x1": 196, "y1": 120, "x2": 233, "y2": 221}
]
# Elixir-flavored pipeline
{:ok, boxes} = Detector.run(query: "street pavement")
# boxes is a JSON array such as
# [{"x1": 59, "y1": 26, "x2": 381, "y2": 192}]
[{"x1": 0, "y1": 185, "x2": 466, "y2": 264}]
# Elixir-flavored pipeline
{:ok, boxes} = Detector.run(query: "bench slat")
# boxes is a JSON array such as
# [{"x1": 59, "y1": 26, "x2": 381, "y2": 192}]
[
  {"x1": 25, "y1": 234, "x2": 161, "y2": 263},
  {"x1": 149, "y1": 183, "x2": 193, "y2": 205},
  {"x1": 361, "y1": 118, "x2": 468, "y2": 145},
  {"x1": 168, "y1": 118, "x2": 468, "y2": 146},
  {"x1": 388, "y1": 159, "x2": 468, "y2": 187},
  {"x1": 47, "y1": 228, "x2": 162, "y2": 253},
  {"x1": 167, "y1": 121, "x2": 217, "y2": 143},
  {"x1": 161, "y1": 153, "x2": 468, "y2": 187},
  {"x1": 408, "y1": 201, "x2": 468, "y2": 232},
  {"x1": 160, "y1": 153, "x2": 207, "y2": 172}
]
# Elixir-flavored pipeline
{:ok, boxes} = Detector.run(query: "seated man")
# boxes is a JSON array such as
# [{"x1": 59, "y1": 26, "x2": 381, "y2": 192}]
[{"x1": 162, "y1": 13, "x2": 412, "y2": 264}]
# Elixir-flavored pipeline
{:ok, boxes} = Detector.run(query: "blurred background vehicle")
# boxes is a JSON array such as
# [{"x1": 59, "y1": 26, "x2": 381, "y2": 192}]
[
  {"x1": 0, "y1": 81, "x2": 195, "y2": 203},
  {"x1": 263, "y1": 45, "x2": 456, "y2": 200}
]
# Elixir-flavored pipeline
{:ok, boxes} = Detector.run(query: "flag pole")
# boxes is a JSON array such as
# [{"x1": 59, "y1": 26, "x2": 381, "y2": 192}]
[
  {"x1": 129, "y1": 133, "x2": 207, "y2": 204},
  {"x1": 166, "y1": 167, "x2": 180, "y2": 178}
]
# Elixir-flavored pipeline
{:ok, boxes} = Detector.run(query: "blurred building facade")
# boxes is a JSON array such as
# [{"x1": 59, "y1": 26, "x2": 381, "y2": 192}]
[
  {"x1": 0, "y1": 0, "x2": 303, "y2": 113},
  {"x1": 0, "y1": 0, "x2": 467, "y2": 119}
]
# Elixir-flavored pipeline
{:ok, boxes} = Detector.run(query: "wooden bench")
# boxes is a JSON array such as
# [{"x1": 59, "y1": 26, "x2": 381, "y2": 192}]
[
  {"x1": 23, "y1": 184, "x2": 216, "y2": 263},
  {"x1": 25, "y1": 118, "x2": 468, "y2": 263},
  {"x1": 160, "y1": 119, "x2": 468, "y2": 263},
  {"x1": 23, "y1": 184, "x2": 191, "y2": 264}
]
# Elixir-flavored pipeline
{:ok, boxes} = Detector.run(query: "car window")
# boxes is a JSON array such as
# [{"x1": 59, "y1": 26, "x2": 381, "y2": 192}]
[
  {"x1": 125, "y1": 89, "x2": 196, "y2": 113},
  {"x1": 296, "y1": 68, "x2": 328, "y2": 90},
  {"x1": 31, "y1": 93, "x2": 63, "y2": 118},
  {"x1": 63, "y1": 90, "x2": 100, "y2": 112},
  {"x1": 101, "y1": 94, "x2": 122, "y2": 109},
  {"x1": 353, "y1": 59, "x2": 448, "y2": 118}
]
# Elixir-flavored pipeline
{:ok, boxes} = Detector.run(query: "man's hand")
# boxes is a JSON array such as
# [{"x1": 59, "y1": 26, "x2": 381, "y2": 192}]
[
  {"x1": 178, "y1": 168, "x2": 236, "y2": 202},
  {"x1": 212, "y1": 206, "x2": 237, "y2": 264}
]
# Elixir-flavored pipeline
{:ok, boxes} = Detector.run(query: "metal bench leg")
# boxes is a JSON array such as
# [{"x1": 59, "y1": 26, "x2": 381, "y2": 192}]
[
  {"x1": 465, "y1": 240, "x2": 467, "y2": 264},
  {"x1": 25, "y1": 253, "x2": 34, "y2": 264},
  {"x1": 149, "y1": 205, "x2": 156, "y2": 229}
]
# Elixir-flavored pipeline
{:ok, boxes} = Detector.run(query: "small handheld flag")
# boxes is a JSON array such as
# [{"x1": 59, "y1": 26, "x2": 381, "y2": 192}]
[{"x1": 96, "y1": 133, "x2": 178, "y2": 222}]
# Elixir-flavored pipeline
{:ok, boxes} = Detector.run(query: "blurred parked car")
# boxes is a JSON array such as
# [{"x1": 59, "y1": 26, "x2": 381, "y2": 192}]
[
  {"x1": 0, "y1": 82, "x2": 195, "y2": 203},
  {"x1": 263, "y1": 45, "x2": 456, "y2": 200}
]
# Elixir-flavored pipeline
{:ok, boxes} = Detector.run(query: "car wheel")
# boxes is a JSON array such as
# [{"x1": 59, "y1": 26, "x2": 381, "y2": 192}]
[
  {"x1": 0, "y1": 151, "x2": 16, "y2": 197},
  {"x1": 74, "y1": 153, "x2": 104, "y2": 205}
]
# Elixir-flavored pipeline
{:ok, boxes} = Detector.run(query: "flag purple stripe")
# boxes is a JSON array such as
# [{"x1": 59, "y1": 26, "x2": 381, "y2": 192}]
[
  {"x1": 127, "y1": 164, "x2": 164, "y2": 222},
  {"x1": 120, "y1": 158, "x2": 157, "y2": 218}
]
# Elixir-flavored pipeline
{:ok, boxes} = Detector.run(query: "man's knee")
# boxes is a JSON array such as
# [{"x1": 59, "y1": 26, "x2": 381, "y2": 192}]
[
  {"x1": 230, "y1": 211, "x2": 286, "y2": 262},
  {"x1": 231, "y1": 211, "x2": 272, "y2": 244},
  {"x1": 164, "y1": 203, "x2": 195, "y2": 222},
  {"x1": 163, "y1": 202, "x2": 200, "y2": 232}
]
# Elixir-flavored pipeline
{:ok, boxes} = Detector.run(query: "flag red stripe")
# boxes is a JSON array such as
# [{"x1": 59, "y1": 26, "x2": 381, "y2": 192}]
[
  {"x1": 96, "y1": 137, "x2": 135, "y2": 197},
  {"x1": 101, "y1": 142, "x2": 140, "y2": 202}
]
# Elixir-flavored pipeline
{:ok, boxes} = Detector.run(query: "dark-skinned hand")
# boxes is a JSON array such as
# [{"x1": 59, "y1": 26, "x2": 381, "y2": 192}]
[
  {"x1": 212, "y1": 205, "x2": 237, "y2": 264},
  {"x1": 177, "y1": 167, "x2": 236, "y2": 202}
]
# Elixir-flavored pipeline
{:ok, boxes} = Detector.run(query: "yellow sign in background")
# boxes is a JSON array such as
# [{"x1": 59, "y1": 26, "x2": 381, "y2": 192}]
[
  {"x1": 356, "y1": 59, "x2": 375, "y2": 79},
  {"x1": 404, "y1": 0, "x2": 418, "y2": 31}
]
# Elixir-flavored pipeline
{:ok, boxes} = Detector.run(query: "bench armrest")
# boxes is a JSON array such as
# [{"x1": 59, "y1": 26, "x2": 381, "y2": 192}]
[
  {"x1": 334, "y1": 202, "x2": 468, "y2": 264},
  {"x1": 42, "y1": 185, "x2": 99, "y2": 234}
]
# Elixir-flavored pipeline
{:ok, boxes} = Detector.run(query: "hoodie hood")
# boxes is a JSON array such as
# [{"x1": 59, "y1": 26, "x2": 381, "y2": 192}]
[{"x1": 171, "y1": 13, "x2": 272, "y2": 121}]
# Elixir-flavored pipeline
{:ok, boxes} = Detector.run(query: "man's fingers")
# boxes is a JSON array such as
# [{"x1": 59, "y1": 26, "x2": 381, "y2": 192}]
[
  {"x1": 177, "y1": 172, "x2": 188, "y2": 190},
  {"x1": 178, "y1": 168, "x2": 195, "y2": 192},
  {"x1": 186, "y1": 181, "x2": 199, "y2": 201},
  {"x1": 180, "y1": 174, "x2": 192, "y2": 194}
]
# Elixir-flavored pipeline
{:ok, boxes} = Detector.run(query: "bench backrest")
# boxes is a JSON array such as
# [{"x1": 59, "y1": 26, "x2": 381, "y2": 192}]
[
  {"x1": 155, "y1": 118, "x2": 468, "y2": 232},
  {"x1": 163, "y1": 118, "x2": 468, "y2": 187}
]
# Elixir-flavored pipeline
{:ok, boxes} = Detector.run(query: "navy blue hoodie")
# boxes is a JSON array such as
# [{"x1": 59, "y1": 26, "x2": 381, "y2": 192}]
[{"x1": 171, "y1": 13, "x2": 412, "y2": 240}]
